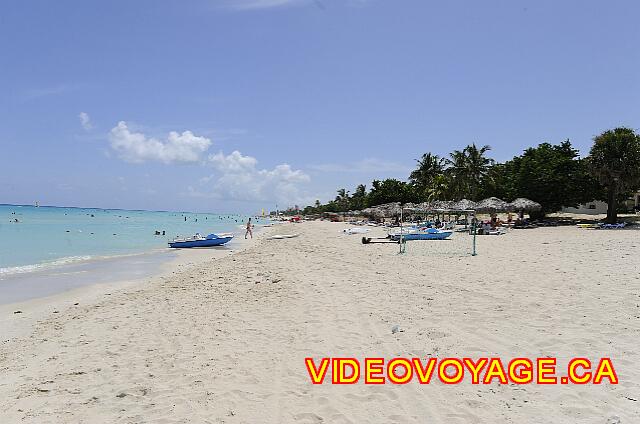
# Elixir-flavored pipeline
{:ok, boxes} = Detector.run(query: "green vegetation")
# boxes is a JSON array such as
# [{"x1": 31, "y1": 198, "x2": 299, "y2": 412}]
[
  {"x1": 301, "y1": 128, "x2": 640, "y2": 220},
  {"x1": 588, "y1": 128, "x2": 640, "y2": 223},
  {"x1": 483, "y1": 141, "x2": 602, "y2": 218},
  {"x1": 302, "y1": 128, "x2": 640, "y2": 219}
]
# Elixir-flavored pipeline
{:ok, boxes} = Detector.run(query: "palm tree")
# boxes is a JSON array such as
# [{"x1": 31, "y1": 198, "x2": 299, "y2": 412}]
[
  {"x1": 351, "y1": 184, "x2": 367, "y2": 209},
  {"x1": 335, "y1": 188, "x2": 350, "y2": 212},
  {"x1": 464, "y1": 143, "x2": 494, "y2": 200},
  {"x1": 445, "y1": 143, "x2": 493, "y2": 200},
  {"x1": 588, "y1": 128, "x2": 640, "y2": 223},
  {"x1": 409, "y1": 153, "x2": 445, "y2": 190},
  {"x1": 445, "y1": 149, "x2": 469, "y2": 199},
  {"x1": 425, "y1": 174, "x2": 449, "y2": 201}
]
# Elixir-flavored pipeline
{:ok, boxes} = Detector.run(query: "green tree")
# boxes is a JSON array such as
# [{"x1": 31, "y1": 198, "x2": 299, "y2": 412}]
[
  {"x1": 425, "y1": 174, "x2": 449, "y2": 201},
  {"x1": 478, "y1": 162, "x2": 512, "y2": 200},
  {"x1": 444, "y1": 144, "x2": 492, "y2": 200},
  {"x1": 588, "y1": 128, "x2": 640, "y2": 223},
  {"x1": 368, "y1": 179, "x2": 416, "y2": 206},
  {"x1": 445, "y1": 148, "x2": 468, "y2": 199},
  {"x1": 350, "y1": 184, "x2": 368, "y2": 210},
  {"x1": 464, "y1": 143, "x2": 494, "y2": 200},
  {"x1": 498, "y1": 140, "x2": 601, "y2": 217},
  {"x1": 409, "y1": 153, "x2": 445, "y2": 196},
  {"x1": 335, "y1": 188, "x2": 350, "y2": 212}
]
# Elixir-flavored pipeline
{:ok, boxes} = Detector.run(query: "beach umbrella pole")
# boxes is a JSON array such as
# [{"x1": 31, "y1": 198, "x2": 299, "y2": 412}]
[
  {"x1": 471, "y1": 220, "x2": 477, "y2": 256},
  {"x1": 399, "y1": 206, "x2": 406, "y2": 254}
]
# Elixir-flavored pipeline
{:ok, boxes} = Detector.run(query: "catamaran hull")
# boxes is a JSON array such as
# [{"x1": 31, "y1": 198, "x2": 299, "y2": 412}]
[
  {"x1": 390, "y1": 231, "x2": 453, "y2": 241},
  {"x1": 169, "y1": 237, "x2": 233, "y2": 248}
]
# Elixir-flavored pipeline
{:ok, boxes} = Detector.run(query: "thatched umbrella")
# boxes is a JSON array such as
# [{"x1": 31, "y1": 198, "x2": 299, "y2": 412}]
[
  {"x1": 368, "y1": 202, "x2": 402, "y2": 218},
  {"x1": 412, "y1": 201, "x2": 432, "y2": 211},
  {"x1": 431, "y1": 200, "x2": 454, "y2": 210},
  {"x1": 508, "y1": 198, "x2": 542, "y2": 212},
  {"x1": 451, "y1": 199, "x2": 477, "y2": 211},
  {"x1": 476, "y1": 197, "x2": 510, "y2": 212},
  {"x1": 361, "y1": 207, "x2": 378, "y2": 217},
  {"x1": 384, "y1": 202, "x2": 403, "y2": 217}
]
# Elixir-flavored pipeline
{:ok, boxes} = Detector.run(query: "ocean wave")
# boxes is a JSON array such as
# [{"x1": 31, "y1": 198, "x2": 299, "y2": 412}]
[{"x1": 0, "y1": 256, "x2": 94, "y2": 276}]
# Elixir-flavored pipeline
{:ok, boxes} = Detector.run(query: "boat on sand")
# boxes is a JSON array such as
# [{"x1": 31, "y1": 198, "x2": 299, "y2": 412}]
[
  {"x1": 169, "y1": 233, "x2": 234, "y2": 248},
  {"x1": 388, "y1": 227, "x2": 453, "y2": 241}
]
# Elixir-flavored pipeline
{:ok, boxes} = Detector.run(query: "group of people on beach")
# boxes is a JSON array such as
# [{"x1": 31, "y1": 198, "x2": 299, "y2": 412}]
[{"x1": 473, "y1": 211, "x2": 532, "y2": 234}]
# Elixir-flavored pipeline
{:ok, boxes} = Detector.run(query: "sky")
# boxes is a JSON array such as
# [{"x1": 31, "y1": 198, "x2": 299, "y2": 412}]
[{"x1": 0, "y1": 0, "x2": 638, "y2": 213}]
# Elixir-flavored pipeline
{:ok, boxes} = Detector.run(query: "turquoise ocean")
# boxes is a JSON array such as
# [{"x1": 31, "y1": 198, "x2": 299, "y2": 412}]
[{"x1": 0, "y1": 204, "x2": 263, "y2": 276}]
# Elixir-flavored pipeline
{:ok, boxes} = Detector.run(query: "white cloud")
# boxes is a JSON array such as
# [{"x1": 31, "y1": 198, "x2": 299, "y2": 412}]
[
  {"x1": 191, "y1": 150, "x2": 310, "y2": 205},
  {"x1": 209, "y1": 150, "x2": 258, "y2": 173},
  {"x1": 78, "y1": 112, "x2": 92, "y2": 130},
  {"x1": 108, "y1": 121, "x2": 212, "y2": 164}
]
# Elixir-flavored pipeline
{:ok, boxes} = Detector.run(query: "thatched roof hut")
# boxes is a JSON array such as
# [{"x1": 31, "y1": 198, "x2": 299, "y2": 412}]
[
  {"x1": 508, "y1": 198, "x2": 542, "y2": 212},
  {"x1": 363, "y1": 202, "x2": 403, "y2": 218},
  {"x1": 476, "y1": 197, "x2": 510, "y2": 212},
  {"x1": 451, "y1": 199, "x2": 477, "y2": 211},
  {"x1": 431, "y1": 200, "x2": 454, "y2": 210},
  {"x1": 361, "y1": 207, "x2": 380, "y2": 217}
]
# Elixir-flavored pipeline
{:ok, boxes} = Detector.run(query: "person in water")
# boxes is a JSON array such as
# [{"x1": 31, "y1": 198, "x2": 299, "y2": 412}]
[{"x1": 245, "y1": 217, "x2": 253, "y2": 239}]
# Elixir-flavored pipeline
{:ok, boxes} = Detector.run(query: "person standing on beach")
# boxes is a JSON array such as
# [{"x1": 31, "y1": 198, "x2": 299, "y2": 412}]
[{"x1": 245, "y1": 217, "x2": 253, "y2": 239}]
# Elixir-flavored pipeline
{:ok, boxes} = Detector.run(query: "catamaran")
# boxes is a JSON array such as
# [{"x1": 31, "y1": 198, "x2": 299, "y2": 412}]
[
  {"x1": 388, "y1": 227, "x2": 453, "y2": 241},
  {"x1": 169, "y1": 233, "x2": 234, "y2": 248}
]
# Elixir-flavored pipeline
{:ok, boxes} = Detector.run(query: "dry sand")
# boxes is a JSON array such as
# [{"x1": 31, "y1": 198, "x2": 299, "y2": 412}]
[{"x1": 0, "y1": 221, "x2": 638, "y2": 423}]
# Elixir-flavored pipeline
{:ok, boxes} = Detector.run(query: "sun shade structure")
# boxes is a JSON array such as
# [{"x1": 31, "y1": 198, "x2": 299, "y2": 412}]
[
  {"x1": 508, "y1": 197, "x2": 542, "y2": 212},
  {"x1": 451, "y1": 199, "x2": 477, "y2": 211},
  {"x1": 361, "y1": 202, "x2": 402, "y2": 218},
  {"x1": 475, "y1": 197, "x2": 510, "y2": 212},
  {"x1": 361, "y1": 200, "x2": 480, "y2": 217},
  {"x1": 430, "y1": 200, "x2": 454, "y2": 210}
]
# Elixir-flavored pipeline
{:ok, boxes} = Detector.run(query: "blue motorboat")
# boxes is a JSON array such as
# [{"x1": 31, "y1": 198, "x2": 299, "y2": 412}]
[
  {"x1": 169, "y1": 233, "x2": 234, "y2": 248},
  {"x1": 389, "y1": 227, "x2": 453, "y2": 241}
]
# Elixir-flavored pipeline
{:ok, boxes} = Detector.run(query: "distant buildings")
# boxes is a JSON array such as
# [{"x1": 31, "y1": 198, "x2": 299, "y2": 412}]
[
  {"x1": 561, "y1": 191, "x2": 640, "y2": 215},
  {"x1": 561, "y1": 201, "x2": 608, "y2": 215}
]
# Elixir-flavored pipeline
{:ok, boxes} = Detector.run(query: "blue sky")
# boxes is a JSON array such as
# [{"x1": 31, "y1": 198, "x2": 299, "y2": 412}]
[{"x1": 1, "y1": 0, "x2": 638, "y2": 213}]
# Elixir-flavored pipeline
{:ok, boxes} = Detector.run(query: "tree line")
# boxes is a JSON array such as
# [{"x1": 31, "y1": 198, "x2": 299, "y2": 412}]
[{"x1": 300, "y1": 127, "x2": 640, "y2": 223}]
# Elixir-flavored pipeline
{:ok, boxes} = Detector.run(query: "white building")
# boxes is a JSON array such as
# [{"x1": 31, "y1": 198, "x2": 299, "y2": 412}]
[
  {"x1": 561, "y1": 191, "x2": 640, "y2": 215},
  {"x1": 561, "y1": 200, "x2": 608, "y2": 215}
]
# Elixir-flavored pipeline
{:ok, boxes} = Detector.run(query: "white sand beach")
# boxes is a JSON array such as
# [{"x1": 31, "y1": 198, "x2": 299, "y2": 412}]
[{"x1": 1, "y1": 221, "x2": 639, "y2": 423}]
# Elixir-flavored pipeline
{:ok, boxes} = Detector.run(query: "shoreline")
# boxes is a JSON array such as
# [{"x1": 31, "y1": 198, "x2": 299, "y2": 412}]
[
  {"x1": 0, "y1": 223, "x2": 272, "y2": 302},
  {"x1": 0, "y1": 224, "x2": 274, "y2": 342}
]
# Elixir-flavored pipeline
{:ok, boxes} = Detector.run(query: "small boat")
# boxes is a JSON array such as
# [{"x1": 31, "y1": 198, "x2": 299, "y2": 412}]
[
  {"x1": 169, "y1": 232, "x2": 233, "y2": 248},
  {"x1": 389, "y1": 227, "x2": 453, "y2": 241}
]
